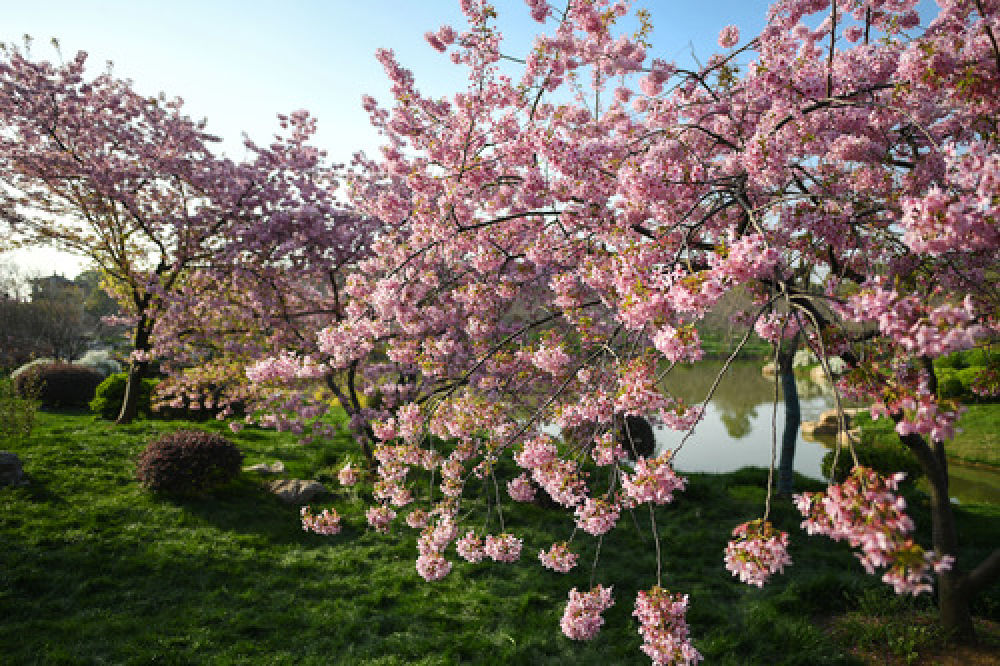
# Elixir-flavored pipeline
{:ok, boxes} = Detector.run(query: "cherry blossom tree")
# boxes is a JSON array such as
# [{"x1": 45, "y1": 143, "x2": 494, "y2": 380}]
[
  {"x1": 148, "y1": 112, "x2": 379, "y2": 453},
  {"x1": 0, "y1": 49, "x2": 361, "y2": 423},
  {"x1": 257, "y1": 0, "x2": 998, "y2": 654}
]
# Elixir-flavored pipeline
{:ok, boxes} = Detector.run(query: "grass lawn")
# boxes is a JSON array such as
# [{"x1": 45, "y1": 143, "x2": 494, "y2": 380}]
[
  {"x1": 854, "y1": 404, "x2": 1000, "y2": 468},
  {"x1": 2, "y1": 410, "x2": 998, "y2": 664}
]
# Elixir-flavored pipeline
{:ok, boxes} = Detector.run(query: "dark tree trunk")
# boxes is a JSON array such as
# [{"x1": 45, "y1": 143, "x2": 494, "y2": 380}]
[
  {"x1": 885, "y1": 358, "x2": 1000, "y2": 641},
  {"x1": 116, "y1": 319, "x2": 151, "y2": 424},
  {"x1": 324, "y1": 366, "x2": 375, "y2": 466},
  {"x1": 917, "y1": 436, "x2": 977, "y2": 639},
  {"x1": 777, "y1": 344, "x2": 800, "y2": 495},
  {"x1": 896, "y1": 427, "x2": 989, "y2": 641}
]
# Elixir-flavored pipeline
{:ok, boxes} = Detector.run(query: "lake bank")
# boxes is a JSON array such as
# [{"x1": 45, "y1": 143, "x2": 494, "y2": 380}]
[{"x1": 650, "y1": 361, "x2": 1000, "y2": 505}]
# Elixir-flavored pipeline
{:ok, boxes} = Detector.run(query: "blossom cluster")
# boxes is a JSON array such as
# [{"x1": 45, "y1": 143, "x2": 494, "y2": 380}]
[
  {"x1": 538, "y1": 542, "x2": 579, "y2": 573},
  {"x1": 794, "y1": 466, "x2": 954, "y2": 595},
  {"x1": 415, "y1": 552, "x2": 453, "y2": 581},
  {"x1": 365, "y1": 505, "x2": 396, "y2": 533},
  {"x1": 300, "y1": 506, "x2": 341, "y2": 536},
  {"x1": 456, "y1": 531, "x2": 487, "y2": 563},
  {"x1": 574, "y1": 496, "x2": 621, "y2": 535},
  {"x1": 560, "y1": 585, "x2": 614, "y2": 641},
  {"x1": 339, "y1": 461, "x2": 360, "y2": 486},
  {"x1": 484, "y1": 533, "x2": 523, "y2": 563},
  {"x1": 590, "y1": 432, "x2": 626, "y2": 466},
  {"x1": 415, "y1": 517, "x2": 459, "y2": 581},
  {"x1": 515, "y1": 435, "x2": 590, "y2": 507},
  {"x1": 633, "y1": 587, "x2": 702, "y2": 665},
  {"x1": 622, "y1": 453, "x2": 687, "y2": 505},
  {"x1": 507, "y1": 473, "x2": 537, "y2": 502},
  {"x1": 723, "y1": 519, "x2": 792, "y2": 588}
]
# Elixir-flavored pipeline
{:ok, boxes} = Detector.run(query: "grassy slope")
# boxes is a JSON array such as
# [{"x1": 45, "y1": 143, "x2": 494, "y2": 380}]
[
  {"x1": 855, "y1": 405, "x2": 1000, "y2": 468},
  {"x1": 1, "y1": 411, "x2": 998, "y2": 664}
]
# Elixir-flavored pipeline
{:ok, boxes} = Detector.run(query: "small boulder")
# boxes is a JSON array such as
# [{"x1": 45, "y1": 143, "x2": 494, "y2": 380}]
[
  {"x1": 244, "y1": 461, "x2": 286, "y2": 475},
  {"x1": 0, "y1": 452, "x2": 28, "y2": 488},
  {"x1": 809, "y1": 366, "x2": 829, "y2": 384},
  {"x1": 267, "y1": 479, "x2": 327, "y2": 504},
  {"x1": 816, "y1": 409, "x2": 861, "y2": 429}
]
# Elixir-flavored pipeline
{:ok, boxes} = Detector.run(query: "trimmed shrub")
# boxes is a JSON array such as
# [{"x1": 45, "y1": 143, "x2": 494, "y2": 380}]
[
  {"x1": 14, "y1": 362, "x2": 104, "y2": 408},
  {"x1": 10, "y1": 358, "x2": 58, "y2": 380},
  {"x1": 135, "y1": 430, "x2": 243, "y2": 495},
  {"x1": 938, "y1": 376, "x2": 965, "y2": 399},
  {"x1": 963, "y1": 347, "x2": 993, "y2": 368},
  {"x1": 90, "y1": 372, "x2": 158, "y2": 420}
]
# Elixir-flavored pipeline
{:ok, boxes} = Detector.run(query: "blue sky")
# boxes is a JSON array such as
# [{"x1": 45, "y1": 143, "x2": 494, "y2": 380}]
[{"x1": 1, "y1": 1, "x2": 935, "y2": 277}]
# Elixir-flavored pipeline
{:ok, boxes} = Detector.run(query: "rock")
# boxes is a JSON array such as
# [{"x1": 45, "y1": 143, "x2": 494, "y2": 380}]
[
  {"x1": 809, "y1": 366, "x2": 829, "y2": 384},
  {"x1": 808, "y1": 358, "x2": 848, "y2": 384},
  {"x1": 817, "y1": 409, "x2": 845, "y2": 428},
  {"x1": 0, "y1": 452, "x2": 28, "y2": 488},
  {"x1": 244, "y1": 461, "x2": 286, "y2": 475},
  {"x1": 761, "y1": 362, "x2": 776, "y2": 377},
  {"x1": 801, "y1": 418, "x2": 861, "y2": 443},
  {"x1": 816, "y1": 408, "x2": 862, "y2": 429},
  {"x1": 267, "y1": 479, "x2": 327, "y2": 504}
]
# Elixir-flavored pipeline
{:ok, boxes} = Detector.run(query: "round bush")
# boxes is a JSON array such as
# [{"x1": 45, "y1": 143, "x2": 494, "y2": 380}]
[
  {"x1": 10, "y1": 358, "x2": 57, "y2": 380},
  {"x1": 14, "y1": 362, "x2": 104, "y2": 408},
  {"x1": 136, "y1": 430, "x2": 243, "y2": 495},
  {"x1": 934, "y1": 351, "x2": 967, "y2": 370},
  {"x1": 938, "y1": 376, "x2": 966, "y2": 399},
  {"x1": 962, "y1": 347, "x2": 994, "y2": 368},
  {"x1": 90, "y1": 372, "x2": 157, "y2": 420}
]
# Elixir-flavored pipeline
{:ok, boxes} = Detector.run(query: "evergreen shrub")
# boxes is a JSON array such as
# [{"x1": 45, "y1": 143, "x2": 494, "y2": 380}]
[{"x1": 90, "y1": 372, "x2": 157, "y2": 420}]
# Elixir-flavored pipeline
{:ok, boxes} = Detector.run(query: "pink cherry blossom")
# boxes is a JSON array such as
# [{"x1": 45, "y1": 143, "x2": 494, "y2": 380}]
[
  {"x1": 724, "y1": 520, "x2": 792, "y2": 588},
  {"x1": 365, "y1": 505, "x2": 396, "y2": 533},
  {"x1": 718, "y1": 24, "x2": 740, "y2": 49},
  {"x1": 339, "y1": 462, "x2": 360, "y2": 486},
  {"x1": 634, "y1": 587, "x2": 702, "y2": 665},
  {"x1": 300, "y1": 506, "x2": 342, "y2": 536},
  {"x1": 560, "y1": 585, "x2": 614, "y2": 641},
  {"x1": 484, "y1": 533, "x2": 523, "y2": 563},
  {"x1": 539, "y1": 542, "x2": 579, "y2": 573}
]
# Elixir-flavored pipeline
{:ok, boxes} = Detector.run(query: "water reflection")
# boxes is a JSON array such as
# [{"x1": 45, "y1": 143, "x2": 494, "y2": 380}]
[
  {"x1": 655, "y1": 361, "x2": 834, "y2": 480},
  {"x1": 654, "y1": 361, "x2": 1000, "y2": 506}
]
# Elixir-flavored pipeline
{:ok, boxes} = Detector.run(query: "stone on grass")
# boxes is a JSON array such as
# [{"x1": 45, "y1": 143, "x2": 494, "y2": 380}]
[
  {"x1": 0, "y1": 452, "x2": 28, "y2": 488},
  {"x1": 244, "y1": 460, "x2": 286, "y2": 475},
  {"x1": 267, "y1": 479, "x2": 327, "y2": 504}
]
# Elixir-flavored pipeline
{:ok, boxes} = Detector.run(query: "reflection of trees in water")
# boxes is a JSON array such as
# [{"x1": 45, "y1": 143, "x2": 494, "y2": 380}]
[
  {"x1": 720, "y1": 410, "x2": 754, "y2": 439},
  {"x1": 659, "y1": 361, "x2": 830, "y2": 439}
]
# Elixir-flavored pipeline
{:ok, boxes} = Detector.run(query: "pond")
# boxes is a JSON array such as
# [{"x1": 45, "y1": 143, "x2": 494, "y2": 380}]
[{"x1": 652, "y1": 361, "x2": 1000, "y2": 505}]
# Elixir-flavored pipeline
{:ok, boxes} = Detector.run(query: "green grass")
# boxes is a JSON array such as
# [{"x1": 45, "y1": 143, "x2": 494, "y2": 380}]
[
  {"x1": 855, "y1": 404, "x2": 1000, "y2": 467},
  {"x1": 2, "y1": 410, "x2": 998, "y2": 664}
]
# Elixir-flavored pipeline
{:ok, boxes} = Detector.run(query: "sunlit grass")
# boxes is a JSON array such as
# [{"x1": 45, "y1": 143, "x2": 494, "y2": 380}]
[{"x1": 855, "y1": 405, "x2": 1000, "y2": 467}]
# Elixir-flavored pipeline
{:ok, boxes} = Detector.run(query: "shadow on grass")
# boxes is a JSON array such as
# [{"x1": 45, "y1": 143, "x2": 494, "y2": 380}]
[{"x1": 3, "y1": 476, "x2": 65, "y2": 506}]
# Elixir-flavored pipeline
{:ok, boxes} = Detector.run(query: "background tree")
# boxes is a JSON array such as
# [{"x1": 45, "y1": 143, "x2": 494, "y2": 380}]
[
  {"x1": 0, "y1": 50, "x2": 350, "y2": 423},
  {"x1": 0, "y1": 261, "x2": 106, "y2": 370},
  {"x1": 26, "y1": 274, "x2": 92, "y2": 360}
]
